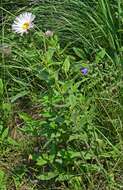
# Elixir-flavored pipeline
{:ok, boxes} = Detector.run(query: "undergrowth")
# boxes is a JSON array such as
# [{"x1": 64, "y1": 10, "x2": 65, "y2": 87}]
[{"x1": 0, "y1": 0, "x2": 123, "y2": 189}]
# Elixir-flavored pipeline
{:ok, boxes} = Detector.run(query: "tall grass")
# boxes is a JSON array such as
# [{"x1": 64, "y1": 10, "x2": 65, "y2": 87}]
[{"x1": 33, "y1": 0, "x2": 123, "y2": 63}]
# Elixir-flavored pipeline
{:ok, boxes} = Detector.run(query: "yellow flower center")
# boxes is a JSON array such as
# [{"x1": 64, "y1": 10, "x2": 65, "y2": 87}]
[{"x1": 22, "y1": 22, "x2": 30, "y2": 30}]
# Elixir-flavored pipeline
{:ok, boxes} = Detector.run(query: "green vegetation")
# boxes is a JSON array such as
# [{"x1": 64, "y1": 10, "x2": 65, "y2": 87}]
[{"x1": 0, "y1": 0, "x2": 123, "y2": 189}]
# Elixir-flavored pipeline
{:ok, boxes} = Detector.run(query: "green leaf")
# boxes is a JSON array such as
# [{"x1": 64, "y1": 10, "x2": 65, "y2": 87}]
[
  {"x1": 68, "y1": 133, "x2": 88, "y2": 142},
  {"x1": 73, "y1": 47, "x2": 86, "y2": 59},
  {"x1": 56, "y1": 173, "x2": 74, "y2": 181},
  {"x1": 0, "y1": 170, "x2": 5, "y2": 183},
  {"x1": 67, "y1": 150, "x2": 81, "y2": 159},
  {"x1": 37, "y1": 172, "x2": 58, "y2": 181},
  {"x1": 2, "y1": 103, "x2": 11, "y2": 113},
  {"x1": 68, "y1": 94, "x2": 77, "y2": 108},
  {"x1": 0, "y1": 79, "x2": 3, "y2": 96},
  {"x1": 45, "y1": 48, "x2": 55, "y2": 64},
  {"x1": 36, "y1": 157, "x2": 47, "y2": 166},
  {"x1": 36, "y1": 70, "x2": 49, "y2": 82},
  {"x1": 19, "y1": 112, "x2": 32, "y2": 122},
  {"x1": 0, "y1": 170, "x2": 6, "y2": 190},
  {"x1": 1, "y1": 128, "x2": 9, "y2": 141},
  {"x1": 0, "y1": 125, "x2": 3, "y2": 133},
  {"x1": 62, "y1": 56, "x2": 70, "y2": 74},
  {"x1": 11, "y1": 91, "x2": 28, "y2": 103},
  {"x1": 7, "y1": 137, "x2": 18, "y2": 146},
  {"x1": 95, "y1": 49, "x2": 106, "y2": 64}
]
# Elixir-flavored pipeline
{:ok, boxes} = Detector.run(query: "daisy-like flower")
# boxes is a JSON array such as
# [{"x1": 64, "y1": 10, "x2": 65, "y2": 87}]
[{"x1": 12, "y1": 12, "x2": 35, "y2": 35}]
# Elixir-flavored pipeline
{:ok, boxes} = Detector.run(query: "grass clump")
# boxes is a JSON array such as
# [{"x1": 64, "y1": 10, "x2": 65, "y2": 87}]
[
  {"x1": 0, "y1": 0, "x2": 123, "y2": 189},
  {"x1": 33, "y1": 0, "x2": 123, "y2": 63}
]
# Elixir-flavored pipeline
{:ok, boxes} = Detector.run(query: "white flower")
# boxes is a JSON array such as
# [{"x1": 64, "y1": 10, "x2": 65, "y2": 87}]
[{"x1": 12, "y1": 12, "x2": 35, "y2": 35}]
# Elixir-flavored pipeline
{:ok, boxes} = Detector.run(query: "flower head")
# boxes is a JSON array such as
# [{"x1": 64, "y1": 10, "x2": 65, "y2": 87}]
[
  {"x1": 81, "y1": 68, "x2": 88, "y2": 75},
  {"x1": 12, "y1": 12, "x2": 35, "y2": 35},
  {"x1": 45, "y1": 30, "x2": 54, "y2": 37},
  {"x1": 0, "y1": 43, "x2": 11, "y2": 57}
]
